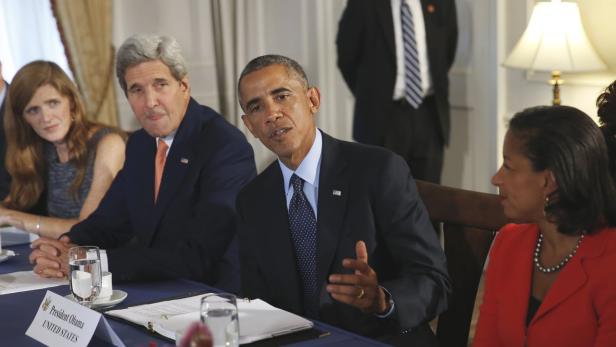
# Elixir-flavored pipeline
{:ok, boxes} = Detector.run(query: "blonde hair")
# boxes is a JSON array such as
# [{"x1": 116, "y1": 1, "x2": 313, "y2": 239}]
[{"x1": 4, "y1": 61, "x2": 96, "y2": 210}]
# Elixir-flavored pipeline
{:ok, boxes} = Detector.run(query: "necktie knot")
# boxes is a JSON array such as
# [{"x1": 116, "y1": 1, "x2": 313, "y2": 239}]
[
  {"x1": 157, "y1": 140, "x2": 169, "y2": 156},
  {"x1": 291, "y1": 174, "x2": 304, "y2": 194}
]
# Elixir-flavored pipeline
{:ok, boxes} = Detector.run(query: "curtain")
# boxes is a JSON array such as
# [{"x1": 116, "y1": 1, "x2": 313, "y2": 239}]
[
  {"x1": 0, "y1": 0, "x2": 71, "y2": 81},
  {"x1": 51, "y1": 0, "x2": 118, "y2": 126},
  {"x1": 210, "y1": 0, "x2": 274, "y2": 171},
  {"x1": 211, "y1": 0, "x2": 239, "y2": 125}
]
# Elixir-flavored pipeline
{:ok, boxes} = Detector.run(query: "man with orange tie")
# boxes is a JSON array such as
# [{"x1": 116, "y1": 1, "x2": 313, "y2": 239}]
[
  {"x1": 29, "y1": 34, "x2": 256, "y2": 292},
  {"x1": 337, "y1": 0, "x2": 457, "y2": 183}
]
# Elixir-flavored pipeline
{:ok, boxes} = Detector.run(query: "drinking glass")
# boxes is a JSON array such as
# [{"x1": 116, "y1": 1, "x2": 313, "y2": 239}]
[
  {"x1": 68, "y1": 246, "x2": 102, "y2": 308},
  {"x1": 200, "y1": 293, "x2": 239, "y2": 347}
]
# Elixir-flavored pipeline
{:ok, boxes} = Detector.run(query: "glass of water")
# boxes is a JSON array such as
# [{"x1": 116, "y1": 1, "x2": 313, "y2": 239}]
[
  {"x1": 68, "y1": 246, "x2": 102, "y2": 308},
  {"x1": 200, "y1": 293, "x2": 239, "y2": 347}
]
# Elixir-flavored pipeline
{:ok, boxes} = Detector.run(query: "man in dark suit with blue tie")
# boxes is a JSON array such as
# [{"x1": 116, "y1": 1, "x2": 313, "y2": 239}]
[
  {"x1": 337, "y1": 0, "x2": 457, "y2": 183},
  {"x1": 30, "y1": 34, "x2": 256, "y2": 292},
  {"x1": 236, "y1": 55, "x2": 449, "y2": 345},
  {"x1": 0, "y1": 61, "x2": 11, "y2": 199}
]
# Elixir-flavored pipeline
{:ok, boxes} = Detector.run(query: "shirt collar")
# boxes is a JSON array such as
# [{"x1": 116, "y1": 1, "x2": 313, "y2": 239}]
[
  {"x1": 279, "y1": 129, "x2": 322, "y2": 192},
  {"x1": 156, "y1": 129, "x2": 177, "y2": 148}
]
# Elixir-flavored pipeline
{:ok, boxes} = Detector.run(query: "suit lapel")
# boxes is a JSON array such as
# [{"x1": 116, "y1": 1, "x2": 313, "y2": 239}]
[
  {"x1": 263, "y1": 164, "x2": 303, "y2": 309},
  {"x1": 133, "y1": 135, "x2": 157, "y2": 235},
  {"x1": 532, "y1": 259, "x2": 586, "y2": 325},
  {"x1": 421, "y1": 0, "x2": 438, "y2": 67},
  {"x1": 154, "y1": 134, "x2": 192, "y2": 215},
  {"x1": 149, "y1": 101, "x2": 198, "y2": 239},
  {"x1": 531, "y1": 232, "x2": 607, "y2": 324},
  {"x1": 316, "y1": 134, "x2": 349, "y2": 296},
  {"x1": 376, "y1": 0, "x2": 396, "y2": 63},
  {"x1": 506, "y1": 226, "x2": 537, "y2": 339}
]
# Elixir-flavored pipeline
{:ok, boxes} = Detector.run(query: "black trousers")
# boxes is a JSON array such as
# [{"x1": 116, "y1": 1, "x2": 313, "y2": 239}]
[
  {"x1": 377, "y1": 322, "x2": 439, "y2": 347},
  {"x1": 382, "y1": 95, "x2": 444, "y2": 184}
]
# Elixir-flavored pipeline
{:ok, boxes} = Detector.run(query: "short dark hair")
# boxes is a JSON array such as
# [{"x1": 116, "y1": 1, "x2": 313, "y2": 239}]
[
  {"x1": 509, "y1": 105, "x2": 616, "y2": 235},
  {"x1": 596, "y1": 80, "x2": 616, "y2": 178},
  {"x1": 237, "y1": 54, "x2": 309, "y2": 97}
]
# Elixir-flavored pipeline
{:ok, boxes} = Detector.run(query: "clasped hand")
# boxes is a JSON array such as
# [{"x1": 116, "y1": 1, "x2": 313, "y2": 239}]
[
  {"x1": 326, "y1": 240, "x2": 389, "y2": 314},
  {"x1": 29, "y1": 236, "x2": 74, "y2": 278}
]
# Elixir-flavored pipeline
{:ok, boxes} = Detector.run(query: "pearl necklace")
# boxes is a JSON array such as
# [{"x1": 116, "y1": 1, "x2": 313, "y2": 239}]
[{"x1": 533, "y1": 233, "x2": 584, "y2": 273}]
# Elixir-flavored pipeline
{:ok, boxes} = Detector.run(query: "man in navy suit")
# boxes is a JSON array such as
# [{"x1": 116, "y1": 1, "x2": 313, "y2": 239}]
[
  {"x1": 236, "y1": 55, "x2": 448, "y2": 345},
  {"x1": 30, "y1": 35, "x2": 256, "y2": 292},
  {"x1": 0, "y1": 61, "x2": 11, "y2": 200}
]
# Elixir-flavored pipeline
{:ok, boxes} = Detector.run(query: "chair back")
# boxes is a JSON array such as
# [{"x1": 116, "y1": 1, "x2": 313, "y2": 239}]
[{"x1": 415, "y1": 180, "x2": 507, "y2": 347}]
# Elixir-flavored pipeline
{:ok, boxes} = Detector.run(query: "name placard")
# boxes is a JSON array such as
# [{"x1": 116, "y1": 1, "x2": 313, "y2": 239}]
[{"x1": 25, "y1": 290, "x2": 124, "y2": 347}]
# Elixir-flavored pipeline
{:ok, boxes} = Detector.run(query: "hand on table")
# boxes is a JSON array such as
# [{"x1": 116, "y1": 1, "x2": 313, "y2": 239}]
[
  {"x1": 326, "y1": 240, "x2": 389, "y2": 314},
  {"x1": 29, "y1": 236, "x2": 74, "y2": 278}
]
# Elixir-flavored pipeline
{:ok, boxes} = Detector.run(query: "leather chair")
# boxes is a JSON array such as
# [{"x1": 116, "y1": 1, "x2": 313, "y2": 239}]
[{"x1": 416, "y1": 180, "x2": 507, "y2": 347}]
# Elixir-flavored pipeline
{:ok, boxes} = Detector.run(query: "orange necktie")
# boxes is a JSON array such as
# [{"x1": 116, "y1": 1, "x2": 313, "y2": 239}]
[{"x1": 154, "y1": 140, "x2": 169, "y2": 202}]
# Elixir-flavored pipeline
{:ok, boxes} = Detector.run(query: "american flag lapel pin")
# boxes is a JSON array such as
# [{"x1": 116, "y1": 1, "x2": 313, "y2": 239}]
[
  {"x1": 180, "y1": 158, "x2": 189, "y2": 164},
  {"x1": 332, "y1": 190, "x2": 342, "y2": 196}
]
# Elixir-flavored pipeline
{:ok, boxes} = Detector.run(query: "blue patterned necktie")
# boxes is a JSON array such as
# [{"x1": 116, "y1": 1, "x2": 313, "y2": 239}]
[
  {"x1": 401, "y1": 0, "x2": 423, "y2": 108},
  {"x1": 288, "y1": 174, "x2": 319, "y2": 318}
]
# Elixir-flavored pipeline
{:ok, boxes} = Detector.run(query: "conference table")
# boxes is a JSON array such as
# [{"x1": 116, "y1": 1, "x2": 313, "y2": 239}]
[{"x1": 0, "y1": 244, "x2": 389, "y2": 346}]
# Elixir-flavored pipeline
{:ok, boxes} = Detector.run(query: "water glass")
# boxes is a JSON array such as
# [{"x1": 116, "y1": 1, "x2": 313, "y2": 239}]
[
  {"x1": 200, "y1": 293, "x2": 239, "y2": 347},
  {"x1": 68, "y1": 246, "x2": 102, "y2": 308}
]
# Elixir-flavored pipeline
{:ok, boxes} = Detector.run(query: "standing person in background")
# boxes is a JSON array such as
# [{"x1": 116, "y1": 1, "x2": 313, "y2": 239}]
[
  {"x1": 336, "y1": 0, "x2": 457, "y2": 183},
  {"x1": 0, "y1": 61, "x2": 126, "y2": 239},
  {"x1": 0, "y1": 61, "x2": 11, "y2": 199},
  {"x1": 596, "y1": 80, "x2": 616, "y2": 178},
  {"x1": 30, "y1": 34, "x2": 256, "y2": 293},
  {"x1": 474, "y1": 106, "x2": 616, "y2": 346}
]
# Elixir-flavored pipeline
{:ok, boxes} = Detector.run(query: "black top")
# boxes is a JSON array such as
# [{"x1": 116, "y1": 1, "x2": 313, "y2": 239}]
[
  {"x1": 526, "y1": 295, "x2": 542, "y2": 326},
  {"x1": 46, "y1": 127, "x2": 113, "y2": 218}
]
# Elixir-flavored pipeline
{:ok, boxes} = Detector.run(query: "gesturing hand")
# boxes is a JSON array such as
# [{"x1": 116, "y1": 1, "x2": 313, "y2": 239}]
[{"x1": 326, "y1": 240, "x2": 389, "y2": 314}]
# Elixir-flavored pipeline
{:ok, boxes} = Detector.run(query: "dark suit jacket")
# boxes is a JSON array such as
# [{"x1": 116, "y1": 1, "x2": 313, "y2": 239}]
[
  {"x1": 336, "y1": 0, "x2": 458, "y2": 145},
  {"x1": 237, "y1": 132, "x2": 450, "y2": 339},
  {"x1": 474, "y1": 224, "x2": 616, "y2": 347},
  {"x1": 0, "y1": 81, "x2": 11, "y2": 200},
  {"x1": 67, "y1": 98, "x2": 256, "y2": 292}
]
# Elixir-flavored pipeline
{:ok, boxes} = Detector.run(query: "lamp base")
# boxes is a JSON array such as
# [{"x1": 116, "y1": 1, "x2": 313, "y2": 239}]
[{"x1": 549, "y1": 71, "x2": 563, "y2": 105}]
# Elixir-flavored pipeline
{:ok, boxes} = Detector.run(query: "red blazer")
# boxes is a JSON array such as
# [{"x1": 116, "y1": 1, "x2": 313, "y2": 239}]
[{"x1": 473, "y1": 224, "x2": 616, "y2": 347}]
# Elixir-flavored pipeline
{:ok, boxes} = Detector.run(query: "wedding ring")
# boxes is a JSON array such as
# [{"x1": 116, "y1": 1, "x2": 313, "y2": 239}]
[{"x1": 356, "y1": 287, "x2": 365, "y2": 299}]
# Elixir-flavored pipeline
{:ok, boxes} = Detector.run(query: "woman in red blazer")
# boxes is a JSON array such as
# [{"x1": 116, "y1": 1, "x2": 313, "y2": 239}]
[{"x1": 473, "y1": 105, "x2": 616, "y2": 347}]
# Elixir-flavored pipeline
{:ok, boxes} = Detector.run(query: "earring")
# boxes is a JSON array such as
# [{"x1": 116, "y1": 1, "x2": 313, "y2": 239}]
[{"x1": 543, "y1": 195, "x2": 550, "y2": 217}]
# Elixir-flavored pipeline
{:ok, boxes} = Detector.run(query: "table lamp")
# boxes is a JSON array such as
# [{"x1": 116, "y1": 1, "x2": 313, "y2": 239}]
[{"x1": 503, "y1": 0, "x2": 606, "y2": 105}]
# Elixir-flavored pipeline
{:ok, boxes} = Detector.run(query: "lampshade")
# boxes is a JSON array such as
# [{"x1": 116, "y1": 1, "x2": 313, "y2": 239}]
[{"x1": 504, "y1": 0, "x2": 606, "y2": 73}]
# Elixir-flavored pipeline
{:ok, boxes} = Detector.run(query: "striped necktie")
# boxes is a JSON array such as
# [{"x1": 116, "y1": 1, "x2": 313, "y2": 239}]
[{"x1": 401, "y1": 1, "x2": 423, "y2": 108}]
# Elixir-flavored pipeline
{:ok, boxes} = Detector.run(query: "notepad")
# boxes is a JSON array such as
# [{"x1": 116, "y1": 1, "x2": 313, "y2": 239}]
[
  {"x1": 0, "y1": 271, "x2": 67, "y2": 295},
  {"x1": 105, "y1": 294, "x2": 313, "y2": 344},
  {"x1": 0, "y1": 226, "x2": 38, "y2": 246}
]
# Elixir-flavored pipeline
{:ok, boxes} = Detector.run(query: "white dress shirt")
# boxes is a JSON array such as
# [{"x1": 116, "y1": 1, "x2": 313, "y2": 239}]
[{"x1": 278, "y1": 129, "x2": 322, "y2": 217}]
